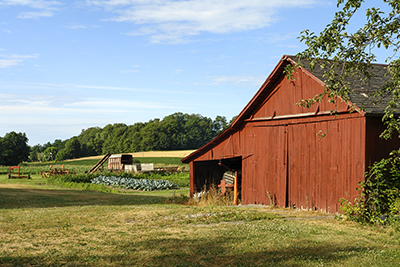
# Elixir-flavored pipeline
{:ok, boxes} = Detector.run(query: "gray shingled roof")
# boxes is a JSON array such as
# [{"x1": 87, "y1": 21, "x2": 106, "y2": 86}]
[{"x1": 286, "y1": 55, "x2": 391, "y2": 114}]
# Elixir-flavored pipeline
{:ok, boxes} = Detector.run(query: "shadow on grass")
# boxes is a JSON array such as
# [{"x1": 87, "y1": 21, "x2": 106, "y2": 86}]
[
  {"x1": 0, "y1": 187, "x2": 169, "y2": 209},
  {"x1": 0, "y1": 235, "x2": 383, "y2": 266},
  {"x1": 129, "y1": 236, "x2": 376, "y2": 266}
]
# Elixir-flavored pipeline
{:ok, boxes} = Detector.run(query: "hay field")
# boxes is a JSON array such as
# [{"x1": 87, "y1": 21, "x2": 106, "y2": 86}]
[{"x1": 69, "y1": 150, "x2": 196, "y2": 161}]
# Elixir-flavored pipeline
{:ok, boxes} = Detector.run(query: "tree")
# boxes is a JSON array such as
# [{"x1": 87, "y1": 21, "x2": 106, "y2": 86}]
[
  {"x1": 56, "y1": 137, "x2": 82, "y2": 160},
  {"x1": 0, "y1": 132, "x2": 30, "y2": 166},
  {"x1": 212, "y1": 115, "x2": 229, "y2": 136},
  {"x1": 29, "y1": 144, "x2": 42, "y2": 162},
  {"x1": 295, "y1": 0, "x2": 400, "y2": 139},
  {"x1": 43, "y1": 147, "x2": 58, "y2": 161},
  {"x1": 55, "y1": 149, "x2": 69, "y2": 161}
]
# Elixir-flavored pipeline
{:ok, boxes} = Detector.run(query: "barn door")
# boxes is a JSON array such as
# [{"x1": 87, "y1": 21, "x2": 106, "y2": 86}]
[{"x1": 247, "y1": 125, "x2": 288, "y2": 206}]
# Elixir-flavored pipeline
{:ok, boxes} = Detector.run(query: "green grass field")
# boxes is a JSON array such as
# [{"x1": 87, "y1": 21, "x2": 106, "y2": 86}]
[{"x1": 1, "y1": 158, "x2": 400, "y2": 266}]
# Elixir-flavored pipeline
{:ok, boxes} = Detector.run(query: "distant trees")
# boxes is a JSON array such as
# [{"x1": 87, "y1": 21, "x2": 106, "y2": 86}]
[
  {"x1": 55, "y1": 137, "x2": 82, "y2": 161},
  {"x1": 43, "y1": 147, "x2": 58, "y2": 161},
  {"x1": 28, "y1": 112, "x2": 234, "y2": 162},
  {"x1": 0, "y1": 132, "x2": 30, "y2": 165}
]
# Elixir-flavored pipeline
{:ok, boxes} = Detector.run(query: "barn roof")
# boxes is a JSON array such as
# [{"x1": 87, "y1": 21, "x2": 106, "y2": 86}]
[
  {"x1": 285, "y1": 55, "x2": 390, "y2": 115},
  {"x1": 181, "y1": 55, "x2": 390, "y2": 163}
]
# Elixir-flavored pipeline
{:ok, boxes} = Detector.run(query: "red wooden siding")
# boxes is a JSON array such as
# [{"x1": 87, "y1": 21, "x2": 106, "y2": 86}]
[
  {"x1": 193, "y1": 130, "x2": 242, "y2": 162},
  {"x1": 287, "y1": 116, "x2": 365, "y2": 212},
  {"x1": 253, "y1": 69, "x2": 349, "y2": 120},
  {"x1": 237, "y1": 113, "x2": 366, "y2": 212},
  {"x1": 241, "y1": 125, "x2": 287, "y2": 206}
]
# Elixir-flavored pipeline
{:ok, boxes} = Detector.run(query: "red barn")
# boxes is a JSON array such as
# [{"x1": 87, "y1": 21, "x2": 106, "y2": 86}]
[{"x1": 181, "y1": 55, "x2": 400, "y2": 213}]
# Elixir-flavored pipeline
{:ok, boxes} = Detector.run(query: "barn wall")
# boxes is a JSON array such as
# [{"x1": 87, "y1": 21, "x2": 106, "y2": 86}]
[
  {"x1": 287, "y1": 115, "x2": 366, "y2": 212},
  {"x1": 365, "y1": 116, "x2": 400, "y2": 167},
  {"x1": 253, "y1": 69, "x2": 349, "y2": 119},
  {"x1": 238, "y1": 113, "x2": 366, "y2": 212},
  {"x1": 241, "y1": 124, "x2": 287, "y2": 206},
  {"x1": 192, "y1": 131, "x2": 242, "y2": 162}
]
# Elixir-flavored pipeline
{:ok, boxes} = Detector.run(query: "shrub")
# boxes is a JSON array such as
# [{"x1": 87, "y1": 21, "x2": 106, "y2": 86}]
[
  {"x1": 46, "y1": 173, "x2": 97, "y2": 184},
  {"x1": 339, "y1": 149, "x2": 400, "y2": 224}
]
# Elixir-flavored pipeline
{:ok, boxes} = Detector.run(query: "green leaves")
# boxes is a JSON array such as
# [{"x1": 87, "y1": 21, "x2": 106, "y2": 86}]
[
  {"x1": 0, "y1": 132, "x2": 30, "y2": 166},
  {"x1": 340, "y1": 148, "x2": 400, "y2": 224},
  {"x1": 294, "y1": 0, "x2": 400, "y2": 139}
]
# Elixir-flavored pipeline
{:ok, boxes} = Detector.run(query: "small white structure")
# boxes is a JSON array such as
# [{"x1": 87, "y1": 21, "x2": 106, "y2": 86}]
[
  {"x1": 140, "y1": 163, "x2": 154, "y2": 172},
  {"x1": 124, "y1": 163, "x2": 154, "y2": 173}
]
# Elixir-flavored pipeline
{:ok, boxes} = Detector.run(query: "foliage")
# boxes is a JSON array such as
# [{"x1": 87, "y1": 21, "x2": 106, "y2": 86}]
[
  {"x1": 389, "y1": 197, "x2": 400, "y2": 231},
  {"x1": 0, "y1": 132, "x2": 30, "y2": 166},
  {"x1": 339, "y1": 194, "x2": 366, "y2": 223},
  {"x1": 56, "y1": 137, "x2": 83, "y2": 161},
  {"x1": 43, "y1": 147, "x2": 58, "y2": 161},
  {"x1": 296, "y1": 0, "x2": 400, "y2": 139},
  {"x1": 339, "y1": 149, "x2": 400, "y2": 224},
  {"x1": 47, "y1": 173, "x2": 98, "y2": 184},
  {"x1": 91, "y1": 176, "x2": 179, "y2": 191}
]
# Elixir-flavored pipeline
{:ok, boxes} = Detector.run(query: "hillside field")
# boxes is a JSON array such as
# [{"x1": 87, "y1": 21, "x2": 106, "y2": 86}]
[{"x1": 71, "y1": 150, "x2": 196, "y2": 161}]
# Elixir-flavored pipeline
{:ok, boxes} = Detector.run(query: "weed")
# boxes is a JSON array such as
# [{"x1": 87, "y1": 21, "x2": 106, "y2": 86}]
[
  {"x1": 266, "y1": 190, "x2": 275, "y2": 207},
  {"x1": 188, "y1": 185, "x2": 235, "y2": 207}
]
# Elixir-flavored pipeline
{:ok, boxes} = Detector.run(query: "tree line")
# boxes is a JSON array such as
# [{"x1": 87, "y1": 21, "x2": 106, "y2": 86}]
[{"x1": 26, "y1": 112, "x2": 233, "y2": 162}]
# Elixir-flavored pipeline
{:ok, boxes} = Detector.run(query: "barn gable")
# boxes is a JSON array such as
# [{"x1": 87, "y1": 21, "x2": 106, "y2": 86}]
[
  {"x1": 182, "y1": 55, "x2": 399, "y2": 213},
  {"x1": 183, "y1": 55, "x2": 355, "y2": 163}
]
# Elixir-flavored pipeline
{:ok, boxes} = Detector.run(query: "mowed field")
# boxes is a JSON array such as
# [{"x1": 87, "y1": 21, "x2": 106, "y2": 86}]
[{"x1": 1, "y1": 153, "x2": 400, "y2": 266}]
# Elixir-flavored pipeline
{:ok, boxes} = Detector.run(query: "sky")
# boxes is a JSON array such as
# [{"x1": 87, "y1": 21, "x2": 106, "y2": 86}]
[{"x1": 0, "y1": 0, "x2": 386, "y2": 146}]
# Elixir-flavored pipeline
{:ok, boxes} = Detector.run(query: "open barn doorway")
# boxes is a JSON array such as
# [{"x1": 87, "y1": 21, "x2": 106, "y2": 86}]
[{"x1": 193, "y1": 156, "x2": 242, "y2": 200}]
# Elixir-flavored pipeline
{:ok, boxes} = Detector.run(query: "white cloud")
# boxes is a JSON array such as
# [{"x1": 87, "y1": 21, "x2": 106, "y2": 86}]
[
  {"x1": 64, "y1": 24, "x2": 101, "y2": 29},
  {"x1": 120, "y1": 69, "x2": 138, "y2": 73},
  {"x1": 210, "y1": 74, "x2": 266, "y2": 86},
  {"x1": 172, "y1": 69, "x2": 183, "y2": 74},
  {"x1": 65, "y1": 24, "x2": 87, "y2": 29},
  {"x1": 0, "y1": 96, "x2": 180, "y2": 121},
  {"x1": 0, "y1": 54, "x2": 39, "y2": 68},
  {"x1": 17, "y1": 10, "x2": 53, "y2": 18},
  {"x1": 86, "y1": 0, "x2": 317, "y2": 43},
  {"x1": 0, "y1": 0, "x2": 60, "y2": 9},
  {"x1": 0, "y1": 0, "x2": 61, "y2": 19}
]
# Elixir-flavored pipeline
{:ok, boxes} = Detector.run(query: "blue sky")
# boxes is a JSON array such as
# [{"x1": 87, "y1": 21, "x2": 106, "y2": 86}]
[{"x1": 0, "y1": 0, "x2": 379, "y2": 146}]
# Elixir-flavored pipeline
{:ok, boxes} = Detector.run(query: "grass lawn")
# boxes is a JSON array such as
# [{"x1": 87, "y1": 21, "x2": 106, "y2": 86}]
[{"x1": 1, "y1": 174, "x2": 400, "y2": 266}]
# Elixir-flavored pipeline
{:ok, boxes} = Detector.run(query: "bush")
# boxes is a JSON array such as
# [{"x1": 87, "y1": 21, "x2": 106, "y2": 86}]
[
  {"x1": 340, "y1": 149, "x2": 400, "y2": 224},
  {"x1": 46, "y1": 173, "x2": 98, "y2": 184}
]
